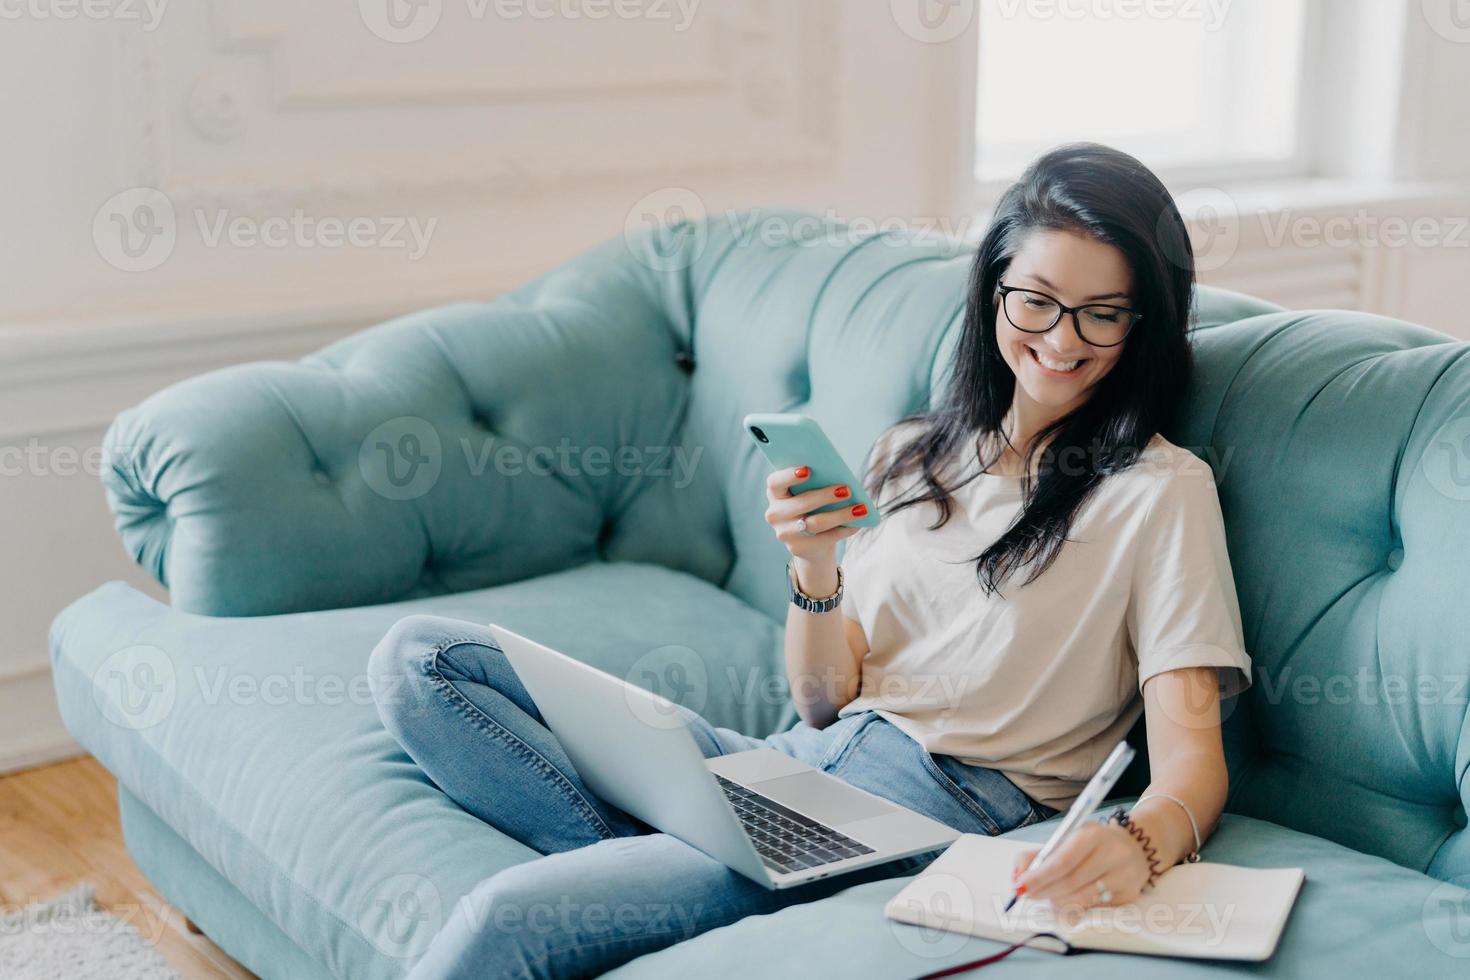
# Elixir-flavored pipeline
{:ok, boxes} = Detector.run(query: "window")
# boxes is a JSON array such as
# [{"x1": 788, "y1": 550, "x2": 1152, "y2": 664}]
[{"x1": 975, "y1": 0, "x2": 1314, "y2": 186}]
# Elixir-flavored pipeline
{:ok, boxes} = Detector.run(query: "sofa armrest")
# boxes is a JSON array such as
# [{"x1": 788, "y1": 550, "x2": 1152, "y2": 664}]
[{"x1": 104, "y1": 235, "x2": 699, "y2": 616}]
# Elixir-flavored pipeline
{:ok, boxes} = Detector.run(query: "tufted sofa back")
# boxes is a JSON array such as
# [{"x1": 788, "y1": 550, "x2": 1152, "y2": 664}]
[{"x1": 104, "y1": 211, "x2": 1470, "y2": 885}]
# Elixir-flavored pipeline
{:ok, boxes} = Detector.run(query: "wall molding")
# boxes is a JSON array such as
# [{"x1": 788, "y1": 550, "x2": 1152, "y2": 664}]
[
  {"x1": 122, "y1": 3, "x2": 841, "y2": 209},
  {"x1": 1180, "y1": 180, "x2": 1470, "y2": 326},
  {"x1": 0, "y1": 272, "x2": 513, "y2": 391}
]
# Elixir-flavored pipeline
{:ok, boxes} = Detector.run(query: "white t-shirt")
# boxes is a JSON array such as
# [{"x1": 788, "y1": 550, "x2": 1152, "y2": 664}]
[{"x1": 838, "y1": 421, "x2": 1252, "y2": 811}]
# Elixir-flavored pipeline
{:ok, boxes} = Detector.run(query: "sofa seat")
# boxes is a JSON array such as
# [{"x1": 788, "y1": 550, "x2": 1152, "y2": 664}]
[
  {"x1": 50, "y1": 561, "x2": 788, "y2": 980},
  {"x1": 615, "y1": 811, "x2": 1470, "y2": 979}
]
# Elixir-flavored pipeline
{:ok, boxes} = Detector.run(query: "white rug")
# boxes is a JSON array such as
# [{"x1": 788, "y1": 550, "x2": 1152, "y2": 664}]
[{"x1": 0, "y1": 882, "x2": 180, "y2": 980}]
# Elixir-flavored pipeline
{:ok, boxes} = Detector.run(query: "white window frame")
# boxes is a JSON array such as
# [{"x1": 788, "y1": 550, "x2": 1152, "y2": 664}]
[{"x1": 967, "y1": 0, "x2": 1335, "y2": 208}]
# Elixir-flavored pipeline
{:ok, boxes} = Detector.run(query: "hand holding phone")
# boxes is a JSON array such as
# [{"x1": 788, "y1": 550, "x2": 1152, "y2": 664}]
[{"x1": 745, "y1": 413, "x2": 880, "y2": 561}]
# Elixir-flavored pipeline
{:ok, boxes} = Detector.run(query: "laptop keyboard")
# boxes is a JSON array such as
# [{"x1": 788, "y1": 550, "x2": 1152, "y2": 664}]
[{"x1": 715, "y1": 774, "x2": 876, "y2": 874}]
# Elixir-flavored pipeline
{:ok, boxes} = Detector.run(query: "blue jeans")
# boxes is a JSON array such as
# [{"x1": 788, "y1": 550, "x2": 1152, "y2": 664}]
[{"x1": 369, "y1": 615, "x2": 1057, "y2": 980}]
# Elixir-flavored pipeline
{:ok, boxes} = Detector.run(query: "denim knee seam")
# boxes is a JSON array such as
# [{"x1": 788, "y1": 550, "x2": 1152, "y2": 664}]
[{"x1": 420, "y1": 636, "x2": 619, "y2": 842}]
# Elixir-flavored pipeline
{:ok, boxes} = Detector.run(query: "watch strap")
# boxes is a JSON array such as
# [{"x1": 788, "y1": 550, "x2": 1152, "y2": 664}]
[{"x1": 788, "y1": 562, "x2": 844, "y2": 614}]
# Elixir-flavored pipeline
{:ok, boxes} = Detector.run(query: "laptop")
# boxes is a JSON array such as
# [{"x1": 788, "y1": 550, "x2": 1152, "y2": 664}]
[{"x1": 488, "y1": 624, "x2": 960, "y2": 890}]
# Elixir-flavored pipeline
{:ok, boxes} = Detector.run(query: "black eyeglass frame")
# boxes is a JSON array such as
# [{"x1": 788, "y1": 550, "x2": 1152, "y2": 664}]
[{"x1": 995, "y1": 284, "x2": 1143, "y2": 348}]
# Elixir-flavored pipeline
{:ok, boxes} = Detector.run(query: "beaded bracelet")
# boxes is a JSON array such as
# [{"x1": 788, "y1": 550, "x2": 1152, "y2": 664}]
[{"x1": 1106, "y1": 806, "x2": 1165, "y2": 890}]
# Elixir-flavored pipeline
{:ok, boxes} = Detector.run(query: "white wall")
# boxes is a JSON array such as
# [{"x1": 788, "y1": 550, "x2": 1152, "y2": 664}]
[
  {"x1": 1, "y1": 1, "x2": 1466, "y2": 772},
  {"x1": 0, "y1": 1, "x2": 978, "y2": 770}
]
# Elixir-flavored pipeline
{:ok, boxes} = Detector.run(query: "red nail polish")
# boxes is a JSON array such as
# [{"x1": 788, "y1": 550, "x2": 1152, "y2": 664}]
[
  {"x1": 834, "y1": 485, "x2": 851, "y2": 499},
  {"x1": 794, "y1": 466, "x2": 810, "y2": 479},
  {"x1": 851, "y1": 504, "x2": 869, "y2": 517},
  {"x1": 1014, "y1": 884, "x2": 1027, "y2": 896}
]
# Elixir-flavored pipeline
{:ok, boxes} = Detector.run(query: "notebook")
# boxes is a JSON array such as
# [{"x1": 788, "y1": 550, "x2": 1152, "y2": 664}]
[{"x1": 885, "y1": 835, "x2": 1305, "y2": 961}]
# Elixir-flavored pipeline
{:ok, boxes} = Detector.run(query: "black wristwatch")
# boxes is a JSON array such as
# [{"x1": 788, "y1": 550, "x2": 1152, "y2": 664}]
[{"x1": 787, "y1": 563, "x2": 844, "y2": 614}]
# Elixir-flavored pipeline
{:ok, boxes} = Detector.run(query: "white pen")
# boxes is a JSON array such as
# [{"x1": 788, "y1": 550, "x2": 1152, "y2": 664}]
[{"x1": 1002, "y1": 739, "x2": 1137, "y2": 913}]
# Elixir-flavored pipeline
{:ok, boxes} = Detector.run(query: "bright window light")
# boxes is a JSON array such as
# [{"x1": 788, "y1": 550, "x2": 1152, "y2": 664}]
[{"x1": 976, "y1": 0, "x2": 1310, "y2": 183}]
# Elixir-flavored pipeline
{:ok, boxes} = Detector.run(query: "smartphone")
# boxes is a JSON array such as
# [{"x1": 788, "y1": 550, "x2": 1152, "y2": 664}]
[{"x1": 743, "y1": 413, "x2": 881, "y2": 528}]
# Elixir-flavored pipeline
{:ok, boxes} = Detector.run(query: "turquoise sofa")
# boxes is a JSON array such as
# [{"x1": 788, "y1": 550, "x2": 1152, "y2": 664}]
[{"x1": 51, "y1": 211, "x2": 1470, "y2": 978}]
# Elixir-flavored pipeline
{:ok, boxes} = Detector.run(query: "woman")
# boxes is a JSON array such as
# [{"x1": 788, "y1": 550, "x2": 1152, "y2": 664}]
[{"x1": 370, "y1": 142, "x2": 1252, "y2": 978}]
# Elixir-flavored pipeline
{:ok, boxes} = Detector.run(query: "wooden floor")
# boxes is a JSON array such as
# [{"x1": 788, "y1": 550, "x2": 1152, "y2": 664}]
[{"x1": 0, "y1": 756, "x2": 255, "y2": 979}]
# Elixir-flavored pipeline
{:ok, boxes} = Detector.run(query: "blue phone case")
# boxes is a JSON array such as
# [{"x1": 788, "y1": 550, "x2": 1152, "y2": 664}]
[{"x1": 743, "y1": 413, "x2": 881, "y2": 528}]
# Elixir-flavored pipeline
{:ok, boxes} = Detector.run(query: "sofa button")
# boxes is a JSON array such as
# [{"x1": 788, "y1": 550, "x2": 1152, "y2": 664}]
[
  {"x1": 1386, "y1": 547, "x2": 1404, "y2": 571},
  {"x1": 312, "y1": 468, "x2": 332, "y2": 487},
  {"x1": 674, "y1": 350, "x2": 696, "y2": 374}
]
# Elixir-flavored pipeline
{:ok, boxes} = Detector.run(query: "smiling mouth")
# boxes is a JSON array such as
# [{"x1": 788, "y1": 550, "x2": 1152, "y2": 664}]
[{"x1": 1026, "y1": 345, "x2": 1088, "y2": 375}]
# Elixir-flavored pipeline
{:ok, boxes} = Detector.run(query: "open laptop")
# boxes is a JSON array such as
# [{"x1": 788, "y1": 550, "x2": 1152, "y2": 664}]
[{"x1": 488, "y1": 624, "x2": 959, "y2": 890}]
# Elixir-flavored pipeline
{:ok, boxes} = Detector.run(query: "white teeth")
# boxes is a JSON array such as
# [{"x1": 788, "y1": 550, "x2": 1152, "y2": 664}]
[{"x1": 1030, "y1": 347, "x2": 1083, "y2": 373}]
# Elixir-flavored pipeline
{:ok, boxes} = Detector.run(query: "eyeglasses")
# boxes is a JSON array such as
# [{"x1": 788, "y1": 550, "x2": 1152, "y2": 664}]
[{"x1": 996, "y1": 284, "x2": 1142, "y2": 348}]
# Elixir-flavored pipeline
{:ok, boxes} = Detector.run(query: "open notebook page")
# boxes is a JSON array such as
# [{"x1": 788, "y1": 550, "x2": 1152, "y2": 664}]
[{"x1": 885, "y1": 835, "x2": 1304, "y2": 961}]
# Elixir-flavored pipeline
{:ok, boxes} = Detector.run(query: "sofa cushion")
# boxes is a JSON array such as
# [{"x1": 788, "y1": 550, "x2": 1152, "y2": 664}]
[
  {"x1": 611, "y1": 810, "x2": 1470, "y2": 978},
  {"x1": 1165, "y1": 310, "x2": 1470, "y2": 884},
  {"x1": 50, "y1": 561, "x2": 787, "y2": 980}
]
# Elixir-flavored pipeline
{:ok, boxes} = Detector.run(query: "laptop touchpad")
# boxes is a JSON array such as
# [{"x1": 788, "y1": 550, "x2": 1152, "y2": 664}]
[{"x1": 747, "y1": 771, "x2": 896, "y2": 826}]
